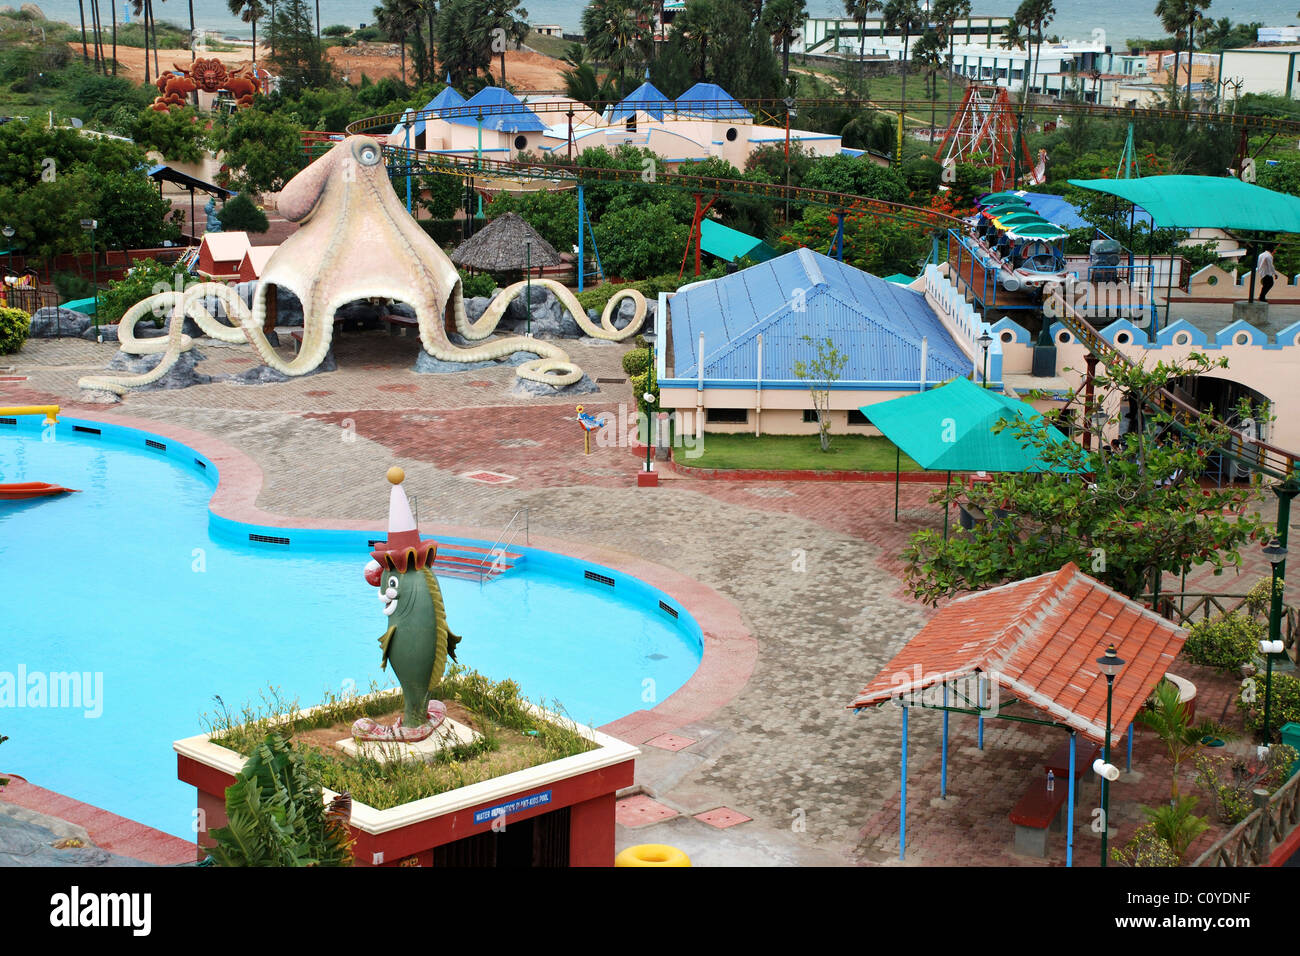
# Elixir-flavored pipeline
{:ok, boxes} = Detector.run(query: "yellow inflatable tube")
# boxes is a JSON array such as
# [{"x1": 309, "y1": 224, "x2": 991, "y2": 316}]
[
  {"x1": 0, "y1": 405, "x2": 60, "y2": 424},
  {"x1": 615, "y1": 844, "x2": 691, "y2": 867}
]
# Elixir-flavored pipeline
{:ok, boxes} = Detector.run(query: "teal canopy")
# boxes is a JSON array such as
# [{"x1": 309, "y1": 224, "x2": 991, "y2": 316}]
[
  {"x1": 865, "y1": 376, "x2": 1078, "y2": 472},
  {"x1": 1066, "y1": 175, "x2": 1300, "y2": 233}
]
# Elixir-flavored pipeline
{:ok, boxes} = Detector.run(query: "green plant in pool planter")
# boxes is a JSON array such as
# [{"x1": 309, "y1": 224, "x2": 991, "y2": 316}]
[{"x1": 207, "y1": 732, "x2": 354, "y2": 867}]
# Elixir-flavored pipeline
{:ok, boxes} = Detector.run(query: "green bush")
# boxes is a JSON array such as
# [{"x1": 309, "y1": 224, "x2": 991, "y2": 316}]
[
  {"x1": 622, "y1": 347, "x2": 650, "y2": 377},
  {"x1": 574, "y1": 273, "x2": 679, "y2": 312},
  {"x1": 1110, "y1": 822, "x2": 1182, "y2": 867},
  {"x1": 458, "y1": 269, "x2": 497, "y2": 299},
  {"x1": 52, "y1": 271, "x2": 95, "y2": 301},
  {"x1": 217, "y1": 192, "x2": 269, "y2": 234},
  {"x1": 0, "y1": 306, "x2": 31, "y2": 354},
  {"x1": 1238, "y1": 672, "x2": 1300, "y2": 739},
  {"x1": 98, "y1": 258, "x2": 193, "y2": 325},
  {"x1": 1183, "y1": 612, "x2": 1264, "y2": 672}
]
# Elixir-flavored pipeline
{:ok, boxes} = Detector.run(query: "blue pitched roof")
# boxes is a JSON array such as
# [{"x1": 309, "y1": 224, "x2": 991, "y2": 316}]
[
  {"x1": 673, "y1": 82, "x2": 750, "y2": 120},
  {"x1": 668, "y1": 249, "x2": 970, "y2": 384},
  {"x1": 392, "y1": 86, "x2": 467, "y2": 139},
  {"x1": 449, "y1": 87, "x2": 546, "y2": 133},
  {"x1": 609, "y1": 80, "x2": 672, "y2": 122}
]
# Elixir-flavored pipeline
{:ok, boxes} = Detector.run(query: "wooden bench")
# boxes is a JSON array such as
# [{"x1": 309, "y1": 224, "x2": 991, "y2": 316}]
[
  {"x1": 1044, "y1": 739, "x2": 1103, "y2": 806},
  {"x1": 381, "y1": 313, "x2": 419, "y2": 337},
  {"x1": 1009, "y1": 739, "x2": 1104, "y2": 857},
  {"x1": 1009, "y1": 778, "x2": 1069, "y2": 857}
]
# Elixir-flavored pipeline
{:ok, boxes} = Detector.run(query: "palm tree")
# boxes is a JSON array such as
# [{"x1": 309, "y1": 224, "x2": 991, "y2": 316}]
[
  {"x1": 375, "y1": 0, "x2": 420, "y2": 85},
  {"x1": 843, "y1": 0, "x2": 880, "y2": 92},
  {"x1": 761, "y1": 0, "x2": 807, "y2": 80},
  {"x1": 77, "y1": 0, "x2": 90, "y2": 64},
  {"x1": 111, "y1": 0, "x2": 117, "y2": 75},
  {"x1": 228, "y1": 0, "x2": 268, "y2": 67},
  {"x1": 474, "y1": 0, "x2": 530, "y2": 86},
  {"x1": 933, "y1": 0, "x2": 970, "y2": 125},
  {"x1": 1156, "y1": 0, "x2": 1187, "y2": 108},
  {"x1": 913, "y1": 28, "x2": 943, "y2": 143},
  {"x1": 1137, "y1": 679, "x2": 1236, "y2": 799},
  {"x1": 1184, "y1": 0, "x2": 1212, "y2": 106},
  {"x1": 1014, "y1": 0, "x2": 1054, "y2": 112},
  {"x1": 883, "y1": 0, "x2": 921, "y2": 115},
  {"x1": 189, "y1": 0, "x2": 196, "y2": 60},
  {"x1": 129, "y1": 0, "x2": 151, "y2": 82}
]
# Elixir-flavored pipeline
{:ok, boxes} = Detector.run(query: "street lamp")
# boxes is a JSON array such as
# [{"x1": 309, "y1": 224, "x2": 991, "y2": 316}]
[
  {"x1": 79, "y1": 219, "x2": 100, "y2": 340},
  {"x1": 643, "y1": 391, "x2": 657, "y2": 474},
  {"x1": 1095, "y1": 643, "x2": 1125, "y2": 868},
  {"x1": 1261, "y1": 539, "x2": 1288, "y2": 745},
  {"x1": 1, "y1": 225, "x2": 14, "y2": 277},
  {"x1": 525, "y1": 239, "x2": 532, "y2": 338},
  {"x1": 977, "y1": 330, "x2": 993, "y2": 388}
]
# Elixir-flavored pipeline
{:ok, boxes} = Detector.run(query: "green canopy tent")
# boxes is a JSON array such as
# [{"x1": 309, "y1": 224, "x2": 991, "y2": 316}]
[
  {"x1": 1067, "y1": 175, "x2": 1300, "y2": 325},
  {"x1": 980, "y1": 191, "x2": 1028, "y2": 206},
  {"x1": 864, "y1": 376, "x2": 1080, "y2": 536}
]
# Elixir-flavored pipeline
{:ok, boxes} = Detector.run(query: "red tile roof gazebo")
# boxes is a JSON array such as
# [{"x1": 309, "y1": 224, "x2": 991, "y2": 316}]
[{"x1": 850, "y1": 562, "x2": 1189, "y2": 864}]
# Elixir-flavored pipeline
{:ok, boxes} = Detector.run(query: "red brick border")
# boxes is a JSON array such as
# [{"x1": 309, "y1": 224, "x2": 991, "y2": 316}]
[
  {"x1": 60, "y1": 412, "x2": 758, "y2": 746},
  {"x1": 0, "y1": 776, "x2": 195, "y2": 865}
]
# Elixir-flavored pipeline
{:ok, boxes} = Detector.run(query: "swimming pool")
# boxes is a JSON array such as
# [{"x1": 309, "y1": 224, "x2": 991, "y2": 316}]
[{"x1": 0, "y1": 415, "x2": 701, "y2": 840}]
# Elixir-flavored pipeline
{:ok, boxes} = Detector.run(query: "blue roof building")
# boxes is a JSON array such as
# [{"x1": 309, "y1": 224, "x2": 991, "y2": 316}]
[
  {"x1": 673, "y1": 82, "x2": 751, "y2": 120},
  {"x1": 665, "y1": 249, "x2": 970, "y2": 385},
  {"x1": 451, "y1": 87, "x2": 547, "y2": 133},
  {"x1": 391, "y1": 86, "x2": 467, "y2": 140},
  {"x1": 656, "y1": 250, "x2": 994, "y2": 437},
  {"x1": 609, "y1": 79, "x2": 672, "y2": 122}
]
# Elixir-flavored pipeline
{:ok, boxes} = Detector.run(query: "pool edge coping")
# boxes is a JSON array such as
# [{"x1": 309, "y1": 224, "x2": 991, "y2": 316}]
[{"x1": 58, "y1": 410, "x2": 757, "y2": 747}]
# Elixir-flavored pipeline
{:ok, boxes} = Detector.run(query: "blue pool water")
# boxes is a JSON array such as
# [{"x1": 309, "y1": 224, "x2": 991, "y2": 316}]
[{"x1": 0, "y1": 417, "x2": 700, "y2": 840}]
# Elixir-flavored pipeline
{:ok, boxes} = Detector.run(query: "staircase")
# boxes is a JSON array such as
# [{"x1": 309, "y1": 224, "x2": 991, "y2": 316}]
[{"x1": 431, "y1": 540, "x2": 526, "y2": 582}]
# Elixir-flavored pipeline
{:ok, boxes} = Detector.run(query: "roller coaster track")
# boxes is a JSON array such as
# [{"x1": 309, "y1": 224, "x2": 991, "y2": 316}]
[
  {"x1": 345, "y1": 95, "x2": 1300, "y2": 140},
  {"x1": 307, "y1": 136, "x2": 967, "y2": 232}
]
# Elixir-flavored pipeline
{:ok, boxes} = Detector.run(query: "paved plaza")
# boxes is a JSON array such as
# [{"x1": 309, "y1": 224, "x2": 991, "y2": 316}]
[{"x1": 1, "y1": 326, "x2": 1285, "y2": 866}]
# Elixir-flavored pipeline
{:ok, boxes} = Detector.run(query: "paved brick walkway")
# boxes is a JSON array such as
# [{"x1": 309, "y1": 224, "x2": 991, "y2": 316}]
[{"x1": 1, "y1": 330, "x2": 1287, "y2": 866}]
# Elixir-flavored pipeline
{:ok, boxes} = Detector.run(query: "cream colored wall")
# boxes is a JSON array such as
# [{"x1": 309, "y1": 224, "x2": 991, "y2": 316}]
[{"x1": 660, "y1": 384, "x2": 910, "y2": 436}]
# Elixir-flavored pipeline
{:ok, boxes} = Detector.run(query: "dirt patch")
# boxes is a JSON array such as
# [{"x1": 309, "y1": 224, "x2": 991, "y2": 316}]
[{"x1": 91, "y1": 43, "x2": 567, "y2": 92}]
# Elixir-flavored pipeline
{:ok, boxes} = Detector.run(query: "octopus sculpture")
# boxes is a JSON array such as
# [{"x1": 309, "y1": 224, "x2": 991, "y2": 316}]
[
  {"x1": 79, "y1": 136, "x2": 646, "y2": 396},
  {"x1": 148, "y1": 60, "x2": 261, "y2": 112}
]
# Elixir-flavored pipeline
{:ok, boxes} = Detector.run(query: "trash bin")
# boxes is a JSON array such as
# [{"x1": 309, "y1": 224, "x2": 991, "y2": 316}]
[{"x1": 1281, "y1": 723, "x2": 1300, "y2": 779}]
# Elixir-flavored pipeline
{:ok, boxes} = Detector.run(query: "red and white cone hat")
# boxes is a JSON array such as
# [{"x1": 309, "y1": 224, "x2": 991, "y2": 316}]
[{"x1": 367, "y1": 466, "x2": 437, "y2": 577}]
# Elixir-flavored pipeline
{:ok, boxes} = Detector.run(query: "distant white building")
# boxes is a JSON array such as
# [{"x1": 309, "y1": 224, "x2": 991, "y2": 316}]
[{"x1": 1219, "y1": 45, "x2": 1300, "y2": 99}]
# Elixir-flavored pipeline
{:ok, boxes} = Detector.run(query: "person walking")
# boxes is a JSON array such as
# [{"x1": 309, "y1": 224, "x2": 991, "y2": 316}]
[{"x1": 1258, "y1": 243, "x2": 1278, "y2": 302}]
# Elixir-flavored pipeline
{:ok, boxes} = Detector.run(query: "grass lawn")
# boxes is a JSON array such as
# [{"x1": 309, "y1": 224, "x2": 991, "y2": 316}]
[
  {"x1": 526, "y1": 31, "x2": 578, "y2": 60},
  {"x1": 678, "y1": 432, "x2": 922, "y2": 472}
]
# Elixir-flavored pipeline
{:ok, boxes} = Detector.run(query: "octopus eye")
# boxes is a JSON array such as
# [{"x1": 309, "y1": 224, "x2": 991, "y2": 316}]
[{"x1": 356, "y1": 143, "x2": 380, "y2": 166}]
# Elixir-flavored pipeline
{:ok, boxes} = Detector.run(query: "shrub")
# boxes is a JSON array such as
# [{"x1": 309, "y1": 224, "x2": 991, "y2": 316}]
[
  {"x1": 217, "y1": 192, "x2": 269, "y2": 234},
  {"x1": 52, "y1": 271, "x2": 95, "y2": 301},
  {"x1": 458, "y1": 269, "x2": 497, "y2": 299},
  {"x1": 97, "y1": 258, "x2": 193, "y2": 325},
  {"x1": 1140, "y1": 795, "x2": 1210, "y2": 862},
  {"x1": 1183, "y1": 612, "x2": 1263, "y2": 672},
  {"x1": 0, "y1": 306, "x2": 30, "y2": 354},
  {"x1": 1110, "y1": 822, "x2": 1181, "y2": 867},
  {"x1": 574, "y1": 273, "x2": 679, "y2": 312},
  {"x1": 418, "y1": 219, "x2": 465, "y2": 246},
  {"x1": 1244, "y1": 576, "x2": 1284, "y2": 617},
  {"x1": 622, "y1": 347, "x2": 650, "y2": 377},
  {"x1": 1238, "y1": 671, "x2": 1300, "y2": 739}
]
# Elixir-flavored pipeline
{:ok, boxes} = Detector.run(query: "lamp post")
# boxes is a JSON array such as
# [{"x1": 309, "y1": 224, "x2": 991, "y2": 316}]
[
  {"x1": 525, "y1": 239, "x2": 532, "y2": 337},
  {"x1": 1262, "y1": 539, "x2": 1288, "y2": 745},
  {"x1": 1, "y1": 225, "x2": 14, "y2": 276},
  {"x1": 80, "y1": 218, "x2": 99, "y2": 340},
  {"x1": 643, "y1": 391, "x2": 657, "y2": 474},
  {"x1": 977, "y1": 330, "x2": 992, "y2": 388},
  {"x1": 1095, "y1": 643, "x2": 1125, "y2": 867}
]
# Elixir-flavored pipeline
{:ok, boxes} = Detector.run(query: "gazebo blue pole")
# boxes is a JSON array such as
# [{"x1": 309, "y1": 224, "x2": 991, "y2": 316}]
[
  {"x1": 900, "y1": 705, "x2": 909, "y2": 861},
  {"x1": 577, "y1": 184, "x2": 586, "y2": 293},
  {"x1": 941, "y1": 684, "x2": 949, "y2": 799},
  {"x1": 977, "y1": 675, "x2": 984, "y2": 750},
  {"x1": 1126, "y1": 724, "x2": 1134, "y2": 772},
  {"x1": 1066, "y1": 733, "x2": 1077, "y2": 868},
  {"x1": 978, "y1": 716, "x2": 984, "y2": 749}
]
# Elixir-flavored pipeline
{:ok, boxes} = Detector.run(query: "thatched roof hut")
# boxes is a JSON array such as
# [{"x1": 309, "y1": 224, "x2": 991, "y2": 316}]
[{"x1": 450, "y1": 212, "x2": 562, "y2": 273}]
